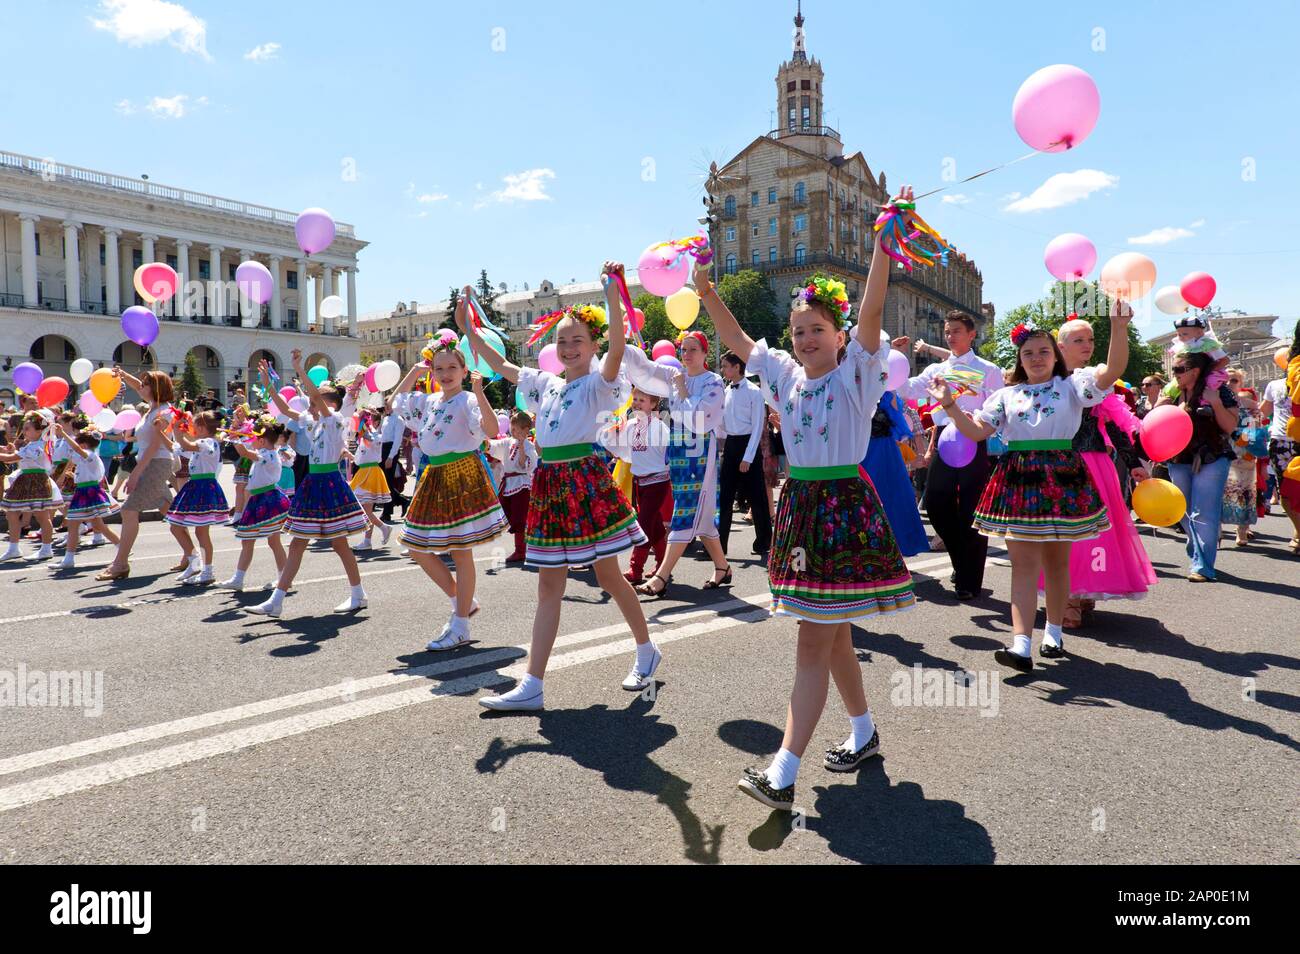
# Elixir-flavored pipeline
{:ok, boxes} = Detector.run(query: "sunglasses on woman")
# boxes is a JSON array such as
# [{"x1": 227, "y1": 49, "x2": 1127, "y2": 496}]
[{"x1": 1171, "y1": 365, "x2": 1190, "y2": 375}]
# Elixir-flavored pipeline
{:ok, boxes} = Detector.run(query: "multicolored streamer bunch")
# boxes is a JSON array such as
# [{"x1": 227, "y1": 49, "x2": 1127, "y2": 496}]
[
  {"x1": 938, "y1": 366, "x2": 988, "y2": 399},
  {"x1": 605, "y1": 271, "x2": 645, "y2": 349},
  {"x1": 649, "y1": 234, "x2": 714, "y2": 268},
  {"x1": 873, "y1": 201, "x2": 952, "y2": 271}
]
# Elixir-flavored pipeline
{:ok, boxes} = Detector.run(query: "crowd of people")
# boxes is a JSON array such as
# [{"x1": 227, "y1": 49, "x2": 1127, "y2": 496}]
[{"x1": 3, "y1": 188, "x2": 1298, "y2": 812}]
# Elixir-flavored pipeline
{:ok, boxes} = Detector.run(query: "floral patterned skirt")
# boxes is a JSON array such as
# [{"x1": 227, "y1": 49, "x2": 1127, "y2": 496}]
[
  {"x1": 349, "y1": 462, "x2": 391, "y2": 506},
  {"x1": 526, "y1": 454, "x2": 646, "y2": 567},
  {"x1": 1221, "y1": 457, "x2": 1258, "y2": 526},
  {"x1": 286, "y1": 468, "x2": 368, "y2": 540},
  {"x1": 66, "y1": 482, "x2": 119, "y2": 521},
  {"x1": 975, "y1": 449, "x2": 1109, "y2": 542},
  {"x1": 402, "y1": 452, "x2": 505, "y2": 553},
  {"x1": 165, "y1": 476, "x2": 231, "y2": 527},
  {"x1": 233, "y1": 486, "x2": 291, "y2": 539},
  {"x1": 769, "y1": 471, "x2": 915, "y2": 624}
]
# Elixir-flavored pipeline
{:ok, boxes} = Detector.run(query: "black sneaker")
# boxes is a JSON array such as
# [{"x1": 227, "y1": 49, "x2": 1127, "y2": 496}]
[
  {"x1": 994, "y1": 648, "x2": 1034, "y2": 673},
  {"x1": 737, "y1": 768, "x2": 794, "y2": 811},
  {"x1": 823, "y1": 730, "x2": 880, "y2": 772}
]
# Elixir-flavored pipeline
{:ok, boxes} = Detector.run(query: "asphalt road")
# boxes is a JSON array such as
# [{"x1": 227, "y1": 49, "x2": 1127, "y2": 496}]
[{"x1": 0, "y1": 491, "x2": 1296, "y2": 865}]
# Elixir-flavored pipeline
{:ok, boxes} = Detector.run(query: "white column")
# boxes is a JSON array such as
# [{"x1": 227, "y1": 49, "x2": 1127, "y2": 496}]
[
  {"x1": 297, "y1": 257, "x2": 310, "y2": 331},
  {"x1": 63, "y1": 221, "x2": 82, "y2": 312},
  {"x1": 208, "y1": 245, "x2": 224, "y2": 321},
  {"x1": 346, "y1": 267, "x2": 358, "y2": 337},
  {"x1": 268, "y1": 256, "x2": 283, "y2": 330},
  {"x1": 175, "y1": 240, "x2": 192, "y2": 319},
  {"x1": 19, "y1": 213, "x2": 39, "y2": 307},
  {"x1": 104, "y1": 227, "x2": 121, "y2": 314},
  {"x1": 320, "y1": 264, "x2": 335, "y2": 334},
  {"x1": 141, "y1": 233, "x2": 157, "y2": 263},
  {"x1": 238, "y1": 249, "x2": 254, "y2": 327}
]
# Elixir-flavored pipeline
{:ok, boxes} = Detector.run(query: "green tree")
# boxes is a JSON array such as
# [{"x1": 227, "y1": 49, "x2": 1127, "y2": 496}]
[
  {"x1": 442, "y1": 286, "x2": 461, "y2": 332},
  {"x1": 716, "y1": 269, "x2": 778, "y2": 356},
  {"x1": 978, "y1": 280, "x2": 1163, "y2": 383},
  {"x1": 180, "y1": 350, "x2": 205, "y2": 399}
]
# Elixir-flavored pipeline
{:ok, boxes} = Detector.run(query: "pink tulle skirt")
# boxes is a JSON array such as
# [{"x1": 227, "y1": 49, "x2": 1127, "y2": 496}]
[{"x1": 1041, "y1": 450, "x2": 1156, "y2": 601}]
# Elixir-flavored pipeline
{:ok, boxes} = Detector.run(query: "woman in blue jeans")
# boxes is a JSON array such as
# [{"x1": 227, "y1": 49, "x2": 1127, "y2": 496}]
[{"x1": 1166, "y1": 351, "x2": 1240, "y2": 581}]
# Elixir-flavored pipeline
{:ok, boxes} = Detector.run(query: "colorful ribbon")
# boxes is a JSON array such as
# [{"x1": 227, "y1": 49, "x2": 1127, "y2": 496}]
[
  {"x1": 873, "y1": 202, "x2": 952, "y2": 271},
  {"x1": 646, "y1": 234, "x2": 714, "y2": 272},
  {"x1": 606, "y1": 272, "x2": 645, "y2": 350}
]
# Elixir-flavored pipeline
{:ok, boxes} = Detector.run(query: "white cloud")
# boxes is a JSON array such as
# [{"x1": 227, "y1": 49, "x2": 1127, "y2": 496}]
[
  {"x1": 416, "y1": 192, "x2": 448, "y2": 204},
  {"x1": 1003, "y1": 170, "x2": 1118, "y2": 213},
  {"x1": 1127, "y1": 226, "x2": 1195, "y2": 246},
  {"x1": 1189, "y1": 218, "x2": 1206, "y2": 228},
  {"x1": 941, "y1": 194, "x2": 971, "y2": 205},
  {"x1": 244, "y1": 42, "x2": 280, "y2": 62},
  {"x1": 489, "y1": 168, "x2": 555, "y2": 203},
  {"x1": 115, "y1": 99, "x2": 136, "y2": 116},
  {"x1": 142, "y1": 93, "x2": 205, "y2": 119},
  {"x1": 91, "y1": 0, "x2": 210, "y2": 59}
]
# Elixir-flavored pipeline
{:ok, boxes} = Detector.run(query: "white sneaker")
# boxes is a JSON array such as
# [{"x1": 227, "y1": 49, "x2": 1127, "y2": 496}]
[
  {"x1": 91, "y1": 533, "x2": 108, "y2": 546},
  {"x1": 217, "y1": 576, "x2": 244, "y2": 591},
  {"x1": 194, "y1": 568, "x2": 215, "y2": 585},
  {"x1": 426, "y1": 619, "x2": 470, "y2": 652},
  {"x1": 246, "y1": 598, "x2": 283, "y2": 617},
  {"x1": 479, "y1": 683, "x2": 544, "y2": 711},
  {"x1": 354, "y1": 537, "x2": 373, "y2": 552},
  {"x1": 0, "y1": 544, "x2": 20, "y2": 562},
  {"x1": 621, "y1": 646, "x2": 663, "y2": 691},
  {"x1": 399, "y1": 547, "x2": 410, "y2": 557},
  {"x1": 32, "y1": 545, "x2": 54, "y2": 561},
  {"x1": 333, "y1": 592, "x2": 368, "y2": 612},
  {"x1": 55, "y1": 552, "x2": 75, "y2": 570},
  {"x1": 52, "y1": 535, "x2": 67, "y2": 548},
  {"x1": 379, "y1": 523, "x2": 393, "y2": 546}
]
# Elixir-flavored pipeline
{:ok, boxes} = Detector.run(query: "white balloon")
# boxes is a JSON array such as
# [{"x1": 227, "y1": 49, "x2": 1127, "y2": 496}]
[
  {"x1": 93, "y1": 408, "x2": 117, "y2": 430},
  {"x1": 373, "y1": 360, "x2": 401, "y2": 392},
  {"x1": 1154, "y1": 284, "x2": 1190, "y2": 315},
  {"x1": 337, "y1": 363, "x2": 365, "y2": 385},
  {"x1": 288, "y1": 396, "x2": 309, "y2": 413},
  {"x1": 69, "y1": 358, "x2": 94, "y2": 385},
  {"x1": 319, "y1": 295, "x2": 344, "y2": 320}
]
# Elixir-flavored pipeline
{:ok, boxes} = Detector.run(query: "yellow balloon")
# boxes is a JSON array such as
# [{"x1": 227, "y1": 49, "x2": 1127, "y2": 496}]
[
  {"x1": 666, "y1": 287, "x2": 700, "y2": 330},
  {"x1": 1132, "y1": 478, "x2": 1186, "y2": 527},
  {"x1": 1276, "y1": 347, "x2": 1290, "y2": 371},
  {"x1": 89, "y1": 368, "x2": 121, "y2": 404}
]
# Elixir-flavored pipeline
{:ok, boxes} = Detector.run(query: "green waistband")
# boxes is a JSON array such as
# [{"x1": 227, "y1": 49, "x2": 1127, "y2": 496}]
[
  {"x1": 425, "y1": 449, "x2": 475, "y2": 468},
  {"x1": 249, "y1": 483, "x2": 277, "y2": 496},
  {"x1": 19, "y1": 469, "x2": 47, "y2": 476},
  {"x1": 355, "y1": 461, "x2": 381, "y2": 469},
  {"x1": 1007, "y1": 440, "x2": 1072, "y2": 451},
  {"x1": 789, "y1": 464, "x2": 861, "y2": 481},
  {"x1": 188, "y1": 473, "x2": 217, "y2": 480},
  {"x1": 75, "y1": 481, "x2": 101, "y2": 488},
  {"x1": 309, "y1": 462, "x2": 340, "y2": 474},
  {"x1": 540, "y1": 443, "x2": 594, "y2": 463}
]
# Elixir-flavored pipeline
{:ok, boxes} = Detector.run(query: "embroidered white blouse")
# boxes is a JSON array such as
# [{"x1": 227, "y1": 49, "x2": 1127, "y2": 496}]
[
  {"x1": 186, "y1": 437, "x2": 222, "y2": 475},
  {"x1": 394, "y1": 390, "x2": 488, "y2": 458},
  {"x1": 16, "y1": 441, "x2": 53, "y2": 473},
  {"x1": 72, "y1": 450, "x2": 105, "y2": 483},
  {"x1": 487, "y1": 437, "x2": 537, "y2": 496},
  {"x1": 619, "y1": 347, "x2": 725, "y2": 438},
  {"x1": 748, "y1": 336, "x2": 888, "y2": 469},
  {"x1": 973, "y1": 368, "x2": 1107, "y2": 441},
  {"x1": 294, "y1": 411, "x2": 348, "y2": 466},
  {"x1": 353, "y1": 425, "x2": 383, "y2": 466},
  {"x1": 247, "y1": 447, "x2": 283, "y2": 488},
  {"x1": 606, "y1": 413, "x2": 672, "y2": 477},
  {"x1": 517, "y1": 366, "x2": 626, "y2": 449}
]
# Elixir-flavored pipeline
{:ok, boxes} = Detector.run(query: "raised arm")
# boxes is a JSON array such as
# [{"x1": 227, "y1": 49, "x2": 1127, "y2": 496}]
[
  {"x1": 460, "y1": 286, "x2": 521, "y2": 384},
  {"x1": 694, "y1": 263, "x2": 754, "y2": 363},
  {"x1": 927, "y1": 378, "x2": 995, "y2": 442},
  {"x1": 57, "y1": 424, "x2": 92, "y2": 460},
  {"x1": 290, "y1": 349, "x2": 330, "y2": 418},
  {"x1": 260, "y1": 360, "x2": 294, "y2": 418},
  {"x1": 1094, "y1": 297, "x2": 1132, "y2": 391},
  {"x1": 114, "y1": 367, "x2": 144, "y2": 397},
  {"x1": 601, "y1": 262, "x2": 627, "y2": 383}
]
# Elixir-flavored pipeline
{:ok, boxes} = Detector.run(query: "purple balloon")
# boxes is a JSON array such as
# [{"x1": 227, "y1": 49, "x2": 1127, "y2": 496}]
[
  {"x1": 937, "y1": 423, "x2": 977, "y2": 468},
  {"x1": 654, "y1": 355, "x2": 684, "y2": 372},
  {"x1": 121, "y1": 305, "x2": 159, "y2": 347},
  {"x1": 235, "y1": 260, "x2": 275, "y2": 305},
  {"x1": 12, "y1": 362, "x2": 43, "y2": 393},
  {"x1": 885, "y1": 349, "x2": 910, "y2": 390},
  {"x1": 295, "y1": 207, "x2": 336, "y2": 255}
]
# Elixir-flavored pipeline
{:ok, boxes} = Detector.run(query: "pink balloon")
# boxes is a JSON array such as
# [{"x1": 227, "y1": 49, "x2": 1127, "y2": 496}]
[
  {"x1": 78, "y1": 392, "x2": 103, "y2": 415},
  {"x1": 236, "y1": 261, "x2": 275, "y2": 305},
  {"x1": 1012, "y1": 64, "x2": 1101, "y2": 152},
  {"x1": 136, "y1": 262, "x2": 178, "y2": 303},
  {"x1": 651, "y1": 339, "x2": 677, "y2": 361},
  {"x1": 1140, "y1": 405, "x2": 1193, "y2": 463},
  {"x1": 1043, "y1": 233, "x2": 1097, "y2": 281},
  {"x1": 637, "y1": 244, "x2": 690, "y2": 297},
  {"x1": 654, "y1": 355, "x2": 683, "y2": 372},
  {"x1": 278, "y1": 386, "x2": 298, "y2": 402},
  {"x1": 1099, "y1": 253, "x2": 1157, "y2": 302},
  {"x1": 295, "y1": 207, "x2": 336, "y2": 255},
  {"x1": 937, "y1": 424, "x2": 977, "y2": 467},
  {"x1": 538, "y1": 344, "x2": 563, "y2": 375},
  {"x1": 114, "y1": 409, "x2": 141, "y2": 431},
  {"x1": 885, "y1": 350, "x2": 910, "y2": 391},
  {"x1": 1179, "y1": 271, "x2": 1217, "y2": 309},
  {"x1": 630, "y1": 308, "x2": 645, "y2": 333},
  {"x1": 364, "y1": 365, "x2": 380, "y2": 392}
]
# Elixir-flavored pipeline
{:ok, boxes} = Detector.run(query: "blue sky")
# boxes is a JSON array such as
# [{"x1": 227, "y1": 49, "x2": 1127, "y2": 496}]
[{"x1": 3, "y1": 0, "x2": 1298, "y2": 339}]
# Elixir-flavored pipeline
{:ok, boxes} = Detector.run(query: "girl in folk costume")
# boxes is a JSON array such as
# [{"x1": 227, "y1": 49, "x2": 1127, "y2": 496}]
[
  {"x1": 53, "y1": 424, "x2": 120, "y2": 569},
  {"x1": 0, "y1": 412, "x2": 63, "y2": 561},
  {"x1": 607, "y1": 386, "x2": 673, "y2": 585},
  {"x1": 461, "y1": 265, "x2": 663, "y2": 709},
  {"x1": 277, "y1": 437, "x2": 297, "y2": 498},
  {"x1": 248, "y1": 350, "x2": 370, "y2": 617},
  {"x1": 632, "y1": 328, "x2": 730, "y2": 597},
  {"x1": 229, "y1": 404, "x2": 253, "y2": 519},
  {"x1": 490, "y1": 410, "x2": 538, "y2": 564},
  {"x1": 696, "y1": 214, "x2": 916, "y2": 811},
  {"x1": 1051, "y1": 317, "x2": 1154, "y2": 626},
  {"x1": 392, "y1": 327, "x2": 507, "y2": 651},
  {"x1": 165, "y1": 410, "x2": 231, "y2": 584},
  {"x1": 931, "y1": 301, "x2": 1131, "y2": 672},
  {"x1": 220, "y1": 416, "x2": 291, "y2": 591},
  {"x1": 347, "y1": 407, "x2": 394, "y2": 551}
]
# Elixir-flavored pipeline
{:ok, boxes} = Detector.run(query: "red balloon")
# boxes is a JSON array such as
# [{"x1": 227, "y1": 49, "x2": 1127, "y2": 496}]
[
  {"x1": 1140, "y1": 405, "x2": 1193, "y2": 463},
  {"x1": 35, "y1": 376, "x2": 70, "y2": 408},
  {"x1": 1179, "y1": 271, "x2": 1216, "y2": 309}
]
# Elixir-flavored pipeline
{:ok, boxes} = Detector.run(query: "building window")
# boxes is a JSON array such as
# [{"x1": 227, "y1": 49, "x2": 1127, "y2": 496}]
[
  {"x1": 768, "y1": 217, "x2": 777, "y2": 236},
  {"x1": 286, "y1": 270, "x2": 298, "y2": 290},
  {"x1": 801, "y1": 79, "x2": 810, "y2": 90},
  {"x1": 769, "y1": 246, "x2": 777, "y2": 263},
  {"x1": 724, "y1": 195, "x2": 735, "y2": 216},
  {"x1": 725, "y1": 226, "x2": 736, "y2": 242},
  {"x1": 768, "y1": 188, "x2": 777, "y2": 204},
  {"x1": 132, "y1": 249, "x2": 142, "y2": 269},
  {"x1": 752, "y1": 251, "x2": 760, "y2": 266},
  {"x1": 198, "y1": 260, "x2": 210, "y2": 280},
  {"x1": 750, "y1": 191, "x2": 759, "y2": 207},
  {"x1": 752, "y1": 224, "x2": 759, "y2": 237},
  {"x1": 794, "y1": 181, "x2": 806, "y2": 203},
  {"x1": 829, "y1": 213, "x2": 834, "y2": 234},
  {"x1": 794, "y1": 214, "x2": 807, "y2": 233},
  {"x1": 33, "y1": 234, "x2": 41, "y2": 256},
  {"x1": 99, "y1": 244, "x2": 106, "y2": 266},
  {"x1": 725, "y1": 253, "x2": 737, "y2": 274},
  {"x1": 166, "y1": 254, "x2": 177, "y2": 269},
  {"x1": 287, "y1": 308, "x2": 298, "y2": 325},
  {"x1": 795, "y1": 244, "x2": 806, "y2": 265},
  {"x1": 801, "y1": 95, "x2": 810, "y2": 128}
]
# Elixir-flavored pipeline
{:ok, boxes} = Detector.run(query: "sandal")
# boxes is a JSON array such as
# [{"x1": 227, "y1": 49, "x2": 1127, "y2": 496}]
[
  {"x1": 168, "y1": 556, "x2": 193, "y2": 572},
  {"x1": 702, "y1": 564, "x2": 733, "y2": 589},
  {"x1": 635, "y1": 573, "x2": 670, "y2": 599},
  {"x1": 94, "y1": 564, "x2": 130, "y2": 582}
]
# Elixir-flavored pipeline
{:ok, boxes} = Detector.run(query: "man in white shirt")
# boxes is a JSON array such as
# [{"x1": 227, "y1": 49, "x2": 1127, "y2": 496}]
[
  {"x1": 718, "y1": 352, "x2": 772, "y2": 557},
  {"x1": 894, "y1": 311, "x2": 1003, "y2": 600}
]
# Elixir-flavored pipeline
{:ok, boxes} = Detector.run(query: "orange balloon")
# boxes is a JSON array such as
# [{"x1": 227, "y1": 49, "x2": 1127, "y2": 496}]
[
  {"x1": 1099, "y1": 253, "x2": 1157, "y2": 302},
  {"x1": 89, "y1": 368, "x2": 121, "y2": 404},
  {"x1": 1276, "y1": 347, "x2": 1290, "y2": 371}
]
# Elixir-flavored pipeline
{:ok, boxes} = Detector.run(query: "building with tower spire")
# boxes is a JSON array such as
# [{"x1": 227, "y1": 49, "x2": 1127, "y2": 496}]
[{"x1": 706, "y1": 3, "x2": 992, "y2": 357}]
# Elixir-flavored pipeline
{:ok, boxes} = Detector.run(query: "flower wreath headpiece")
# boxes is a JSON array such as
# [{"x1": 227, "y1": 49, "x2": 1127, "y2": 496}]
[
  {"x1": 1010, "y1": 321, "x2": 1043, "y2": 347},
  {"x1": 525, "y1": 304, "x2": 608, "y2": 347},
  {"x1": 421, "y1": 328, "x2": 460, "y2": 362},
  {"x1": 792, "y1": 273, "x2": 852, "y2": 324}
]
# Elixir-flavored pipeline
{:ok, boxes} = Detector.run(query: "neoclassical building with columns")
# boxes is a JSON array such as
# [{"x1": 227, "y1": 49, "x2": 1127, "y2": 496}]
[{"x1": 0, "y1": 150, "x2": 364, "y2": 403}]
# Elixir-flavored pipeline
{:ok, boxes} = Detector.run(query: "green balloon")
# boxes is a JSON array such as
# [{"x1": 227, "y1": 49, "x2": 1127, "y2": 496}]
[
  {"x1": 515, "y1": 388, "x2": 528, "y2": 412},
  {"x1": 308, "y1": 365, "x2": 330, "y2": 386}
]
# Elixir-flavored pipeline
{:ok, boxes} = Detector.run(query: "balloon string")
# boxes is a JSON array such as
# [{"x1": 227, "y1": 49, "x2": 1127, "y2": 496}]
[{"x1": 911, "y1": 148, "x2": 1045, "y2": 201}]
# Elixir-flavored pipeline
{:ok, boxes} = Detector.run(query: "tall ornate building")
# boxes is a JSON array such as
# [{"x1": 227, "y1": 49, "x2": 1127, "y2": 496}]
[{"x1": 706, "y1": 3, "x2": 992, "y2": 355}]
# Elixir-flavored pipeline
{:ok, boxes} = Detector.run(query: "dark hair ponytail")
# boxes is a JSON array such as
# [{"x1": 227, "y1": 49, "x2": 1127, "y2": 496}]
[{"x1": 1289, "y1": 317, "x2": 1300, "y2": 362}]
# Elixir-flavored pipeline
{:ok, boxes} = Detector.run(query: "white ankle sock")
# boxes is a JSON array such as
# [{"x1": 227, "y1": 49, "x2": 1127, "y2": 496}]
[
  {"x1": 635, "y1": 640, "x2": 658, "y2": 671},
  {"x1": 268, "y1": 588, "x2": 286, "y2": 607},
  {"x1": 765, "y1": 748, "x2": 800, "y2": 789},
  {"x1": 497, "y1": 673, "x2": 542, "y2": 702},
  {"x1": 229, "y1": 569, "x2": 246, "y2": 585},
  {"x1": 350, "y1": 584, "x2": 366, "y2": 600},
  {"x1": 1010, "y1": 634, "x2": 1032, "y2": 657},
  {"x1": 844, "y1": 710, "x2": 876, "y2": 751},
  {"x1": 1043, "y1": 622, "x2": 1064, "y2": 649}
]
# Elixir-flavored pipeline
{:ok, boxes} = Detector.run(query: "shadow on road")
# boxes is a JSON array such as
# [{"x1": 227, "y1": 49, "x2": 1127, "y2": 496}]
[{"x1": 475, "y1": 697, "x2": 725, "y2": 865}]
